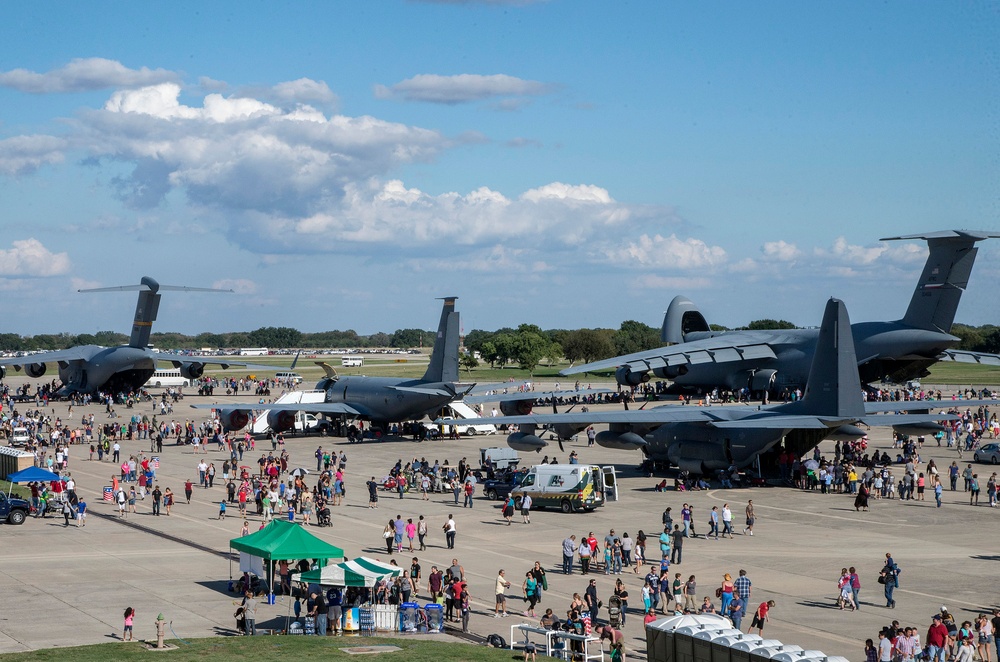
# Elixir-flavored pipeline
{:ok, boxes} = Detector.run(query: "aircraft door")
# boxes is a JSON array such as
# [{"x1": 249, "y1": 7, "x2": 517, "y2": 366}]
[{"x1": 601, "y1": 466, "x2": 618, "y2": 501}]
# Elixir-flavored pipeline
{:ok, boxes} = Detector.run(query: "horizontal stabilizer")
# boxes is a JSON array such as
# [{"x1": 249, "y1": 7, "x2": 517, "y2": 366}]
[
  {"x1": 937, "y1": 350, "x2": 1000, "y2": 366},
  {"x1": 389, "y1": 385, "x2": 455, "y2": 397},
  {"x1": 863, "y1": 399, "x2": 1000, "y2": 413},
  {"x1": 861, "y1": 413, "x2": 959, "y2": 427},
  {"x1": 463, "y1": 387, "x2": 611, "y2": 405}
]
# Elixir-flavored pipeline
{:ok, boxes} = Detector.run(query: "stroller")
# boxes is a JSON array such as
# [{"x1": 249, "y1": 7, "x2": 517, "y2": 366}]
[
  {"x1": 316, "y1": 506, "x2": 332, "y2": 527},
  {"x1": 607, "y1": 595, "x2": 622, "y2": 629}
]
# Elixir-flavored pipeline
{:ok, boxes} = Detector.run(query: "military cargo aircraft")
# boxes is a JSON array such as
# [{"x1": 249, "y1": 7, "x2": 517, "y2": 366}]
[
  {"x1": 562, "y1": 230, "x2": 1000, "y2": 396},
  {"x1": 0, "y1": 277, "x2": 274, "y2": 395},
  {"x1": 449, "y1": 298, "x2": 979, "y2": 473}
]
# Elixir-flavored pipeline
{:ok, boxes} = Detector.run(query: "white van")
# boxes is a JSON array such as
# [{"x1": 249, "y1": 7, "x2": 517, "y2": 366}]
[
  {"x1": 275, "y1": 371, "x2": 303, "y2": 384},
  {"x1": 511, "y1": 464, "x2": 616, "y2": 513},
  {"x1": 10, "y1": 427, "x2": 31, "y2": 447},
  {"x1": 145, "y1": 368, "x2": 190, "y2": 388}
]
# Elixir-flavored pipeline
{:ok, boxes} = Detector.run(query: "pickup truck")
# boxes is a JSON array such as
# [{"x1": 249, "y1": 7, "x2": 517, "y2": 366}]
[
  {"x1": 0, "y1": 492, "x2": 31, "y2": 524},
  {"x1": 481, "y1": 469, "x2": 527, "y2": 501}
]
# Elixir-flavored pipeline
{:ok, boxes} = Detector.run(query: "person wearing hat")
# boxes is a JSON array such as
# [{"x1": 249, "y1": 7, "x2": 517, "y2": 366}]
[{"x1": 927, "y1": 613, "x2": 950, "y2": 662}]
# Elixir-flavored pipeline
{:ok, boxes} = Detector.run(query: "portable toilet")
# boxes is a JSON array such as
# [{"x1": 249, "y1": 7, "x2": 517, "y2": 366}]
[
  {"x1": 675, "y1": 623, "x2": 731, "y2": 662},
  {"x1": 692, "y1": 628, "x2": 741, "y2": 662},
  {"x1": 714, "y1": 633, "x2": 763, "y2": 662},
  {"x1": 731, "y1": 640, "x2": 781, "y2": 662},
  {"x1": 770, "y1": 650, "x2": 826, "y2": 662},
  {"x1": 749, "y1": 644, "x2": 803, "y2": 662},
  {"x1": 647, "y1": 614, "x2": 731, "y2": 662}
]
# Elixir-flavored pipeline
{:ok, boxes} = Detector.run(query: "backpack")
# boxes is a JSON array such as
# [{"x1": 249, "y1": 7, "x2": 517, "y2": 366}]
[{"x1": 486, "y1": 634, "x2": 507, "y2": 648}]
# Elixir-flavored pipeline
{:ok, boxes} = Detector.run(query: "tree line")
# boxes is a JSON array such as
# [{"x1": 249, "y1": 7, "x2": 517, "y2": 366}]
[{"x1": 1, "y1": 321, "x2": 997, "y2": 369}]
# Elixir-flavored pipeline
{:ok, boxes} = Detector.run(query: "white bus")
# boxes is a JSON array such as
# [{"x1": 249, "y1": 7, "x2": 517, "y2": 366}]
[
  {"x1": 145, "y1": 368, "x2": 191, "y2": 388},
  {"x1": 341, "y1": 357, "x2": 363, "y2": 367},
  {"x1": 239, "y1": 347, "x2": 269, "y2": 356}
]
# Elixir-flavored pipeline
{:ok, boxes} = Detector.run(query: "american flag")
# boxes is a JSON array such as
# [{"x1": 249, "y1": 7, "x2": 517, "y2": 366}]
[
  {"x1": 152, "y1": 457, "x2": 160, "y2": 469},
  {"x1": 103, "y1": 486, "x2": 114, "y2": 502}
]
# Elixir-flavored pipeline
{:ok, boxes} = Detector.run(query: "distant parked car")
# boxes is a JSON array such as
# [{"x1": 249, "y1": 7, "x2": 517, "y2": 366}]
[{"x1": 974, "y1": 442, "x2": 1000, "y2": 465}]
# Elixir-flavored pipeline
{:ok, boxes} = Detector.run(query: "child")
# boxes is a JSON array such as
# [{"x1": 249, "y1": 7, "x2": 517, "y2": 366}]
[
  {"x1": 219, "y1": 499, "x2": 227, "y2": 520},
  {"x1": 864, "y1": 638, "x2": 877, "y2": 662},
  {"x1": 123, "y1": 607, "x2": 135, "y2": 641}
]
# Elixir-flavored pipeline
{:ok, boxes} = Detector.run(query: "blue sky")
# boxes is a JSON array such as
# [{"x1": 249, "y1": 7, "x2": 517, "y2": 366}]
[{"x1": 0, "y1": 0, "x2": 997, "y2": 338}]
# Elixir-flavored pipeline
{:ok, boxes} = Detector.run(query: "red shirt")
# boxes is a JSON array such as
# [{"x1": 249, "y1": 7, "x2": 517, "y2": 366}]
[
  {"x1": 926, "y1": 623, "x2": 948, "y2": 648},
  {"x1": 756, "y1": 602, "x2": 770, "y2": 619}
]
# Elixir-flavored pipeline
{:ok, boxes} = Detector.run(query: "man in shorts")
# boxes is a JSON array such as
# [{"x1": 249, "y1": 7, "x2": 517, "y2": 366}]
[
  {"x1": 495, "y1": 569, "x2": 511, "y2": 617},
  {"x1": 521, "y1": 494, "x2": 532, "y2": 524},
  {"x1": 744, "y1": 500, "x2": 755, "y2": 535},
  {"x1": 749, "y1": 600, "x2": 775, "y2": 635}
]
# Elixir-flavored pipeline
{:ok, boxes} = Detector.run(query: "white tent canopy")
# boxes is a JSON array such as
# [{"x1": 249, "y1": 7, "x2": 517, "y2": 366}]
[{"x1": 295, "y1": 556, "x2": 403, "y2": 587}]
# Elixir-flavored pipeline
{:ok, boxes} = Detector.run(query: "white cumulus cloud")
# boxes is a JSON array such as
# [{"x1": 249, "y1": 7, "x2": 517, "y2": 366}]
[
  {"x1": 604, "y1": 234, "x2": 728, "y2": 269},
  {"x1": 0, "y1": 135, "x2": 67, "y2": 175},
  {"x1": 761, "y1": 240, "x2": 801, "y2": 261},
  {"x1": 0, "y1": 239, "x2": 70, "y2": 276},
  {"x1": 0, "y1": 58, "x2": 179, "y2": 93},
  {"x1": 374, "y1": 73, "x2": 553, "y2": 105}
]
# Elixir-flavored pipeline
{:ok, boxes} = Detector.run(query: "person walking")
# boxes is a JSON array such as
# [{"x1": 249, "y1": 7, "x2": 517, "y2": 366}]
[
  {"x1": 744, "y1": 500, "x2": 756, "y2": 536},
  {"x1": 443, "y1": 514, "x2": 456, "y2": 549},
  {"x1": 242, "y1": 591, "x2": 257, "y2": 636},
  {"x1": 880, "y1": 553, "x2": 899, "y2": 608},
  {"x1": 495, "y1": 569, "x2": 511, "y2": 617},
  {"x1": 671, "y1": 525, "x2": 683, "y2": 564},
  {"x1": 721, "y1": 504, "x2": 734, "y2": 538},
  {"x1": 562, "y1": 535, "x2": 577, "y2": 575}
]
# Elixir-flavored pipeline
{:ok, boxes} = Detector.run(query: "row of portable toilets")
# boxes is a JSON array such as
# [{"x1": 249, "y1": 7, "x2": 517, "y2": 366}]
[{"x1": 646, "y1": 614, "x2": 851, "y2": 662}]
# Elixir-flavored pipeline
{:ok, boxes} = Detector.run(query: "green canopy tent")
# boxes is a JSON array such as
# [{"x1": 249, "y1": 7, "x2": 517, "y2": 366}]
[{"x1": 229, "y1": 521, "x2": 345, "y2": 600}]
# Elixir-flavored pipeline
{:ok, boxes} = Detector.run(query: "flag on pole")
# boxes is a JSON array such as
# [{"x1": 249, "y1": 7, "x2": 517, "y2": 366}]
[{"x1": 103, "y1": 486, "x2": 114, "y2": 502}]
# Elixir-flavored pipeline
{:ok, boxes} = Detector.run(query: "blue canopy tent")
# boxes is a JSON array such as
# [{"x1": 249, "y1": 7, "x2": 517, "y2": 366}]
[{"x1": 5, "y1": 466, "x2": 61, "y2": 497}]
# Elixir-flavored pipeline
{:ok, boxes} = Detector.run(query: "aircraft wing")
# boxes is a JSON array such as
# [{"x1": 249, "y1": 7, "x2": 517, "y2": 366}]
[
  {"x1": 864, "y1": 399, "x2": 1000, "y2": 413},
  {"x1": 165, "y1": 357, "x2": 285, "y2": 372},
  {"x1": 191, "y1": 402, "x2": 363, "y2": 416},
  {"x1": 388, "y1": 385, "x2": 455, "y2": 398},
  {"x1": 0, "y1": 349, "x2": 94, "y2": 366},
  {"x1": 860, "y1": 413, "x2": 959, "y2": 426},
  {"x1": 937, "y1": 350, "x2": 1000, "y2": 366},
  {"x1": 463, "y1": 387, "x2": 611, "y2": 405},
  {"x1": 437, "y1": 407, "x2": 725, "y2": 427},
  {"x1": 559, "y1": 335, "x2": 777, "y2": 376}
]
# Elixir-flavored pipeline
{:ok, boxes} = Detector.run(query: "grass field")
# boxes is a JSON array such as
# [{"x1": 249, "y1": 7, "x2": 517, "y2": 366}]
[
  {"x1": 0, "y1": 636, "x2": 534, "y2": 662},
  {"x1": 0, "y1": 479, "x2": 30, "y2": 499}
]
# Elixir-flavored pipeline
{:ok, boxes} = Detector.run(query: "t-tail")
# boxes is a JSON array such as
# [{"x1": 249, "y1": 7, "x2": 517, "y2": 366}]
[
  {"x1": 421, "y1": 297, "x2": 460, "y2": 383},
  {"x1": 80, "y1": 276, "x2": 233, "y2": 349},
  {"x1": 779, "y1": 297, "x2": 865, "y2": 419},
  {"x1": 883, "y1": 230, "x2": 1000, "y2": 334}
]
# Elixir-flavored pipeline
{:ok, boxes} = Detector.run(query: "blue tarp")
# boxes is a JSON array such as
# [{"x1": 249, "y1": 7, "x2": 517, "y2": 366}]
[{"x1": 7, "y1": 466, "x2": 61, "y2": 483}]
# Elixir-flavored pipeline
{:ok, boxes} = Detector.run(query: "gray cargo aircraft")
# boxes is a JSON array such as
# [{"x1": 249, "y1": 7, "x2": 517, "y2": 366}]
[
  {"x1": 0, "y1": 277, "x2": 273, "y2": 395},
  {"x1": 198, "y1": 298, "x2": 475, "y2": 433},
  {"x1": 562, "y1": 230, "x2": 1000, "y2": 396},
  {"x1": 451, "y1": 298, "x2": 971, "y2": 473}
]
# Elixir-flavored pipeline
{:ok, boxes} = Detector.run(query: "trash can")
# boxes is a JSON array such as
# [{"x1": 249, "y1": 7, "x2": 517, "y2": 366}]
[
  {"x1": 401, "y1": 602, "x2": 419, "y2": 632},
  {"x1": 425, "y1": 603, "x2": 443, "y2": 632}
]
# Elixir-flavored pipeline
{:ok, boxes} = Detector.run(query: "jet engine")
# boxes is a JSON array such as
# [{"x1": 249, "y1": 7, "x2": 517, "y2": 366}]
[
  {"x1": 25, "y1": 363, "x2": 46, "y2": 378},
  {"x1": 595, "y1": 430, "x2": 647, "y2": 451},
  {"x1": 893, "y1": 422, "x2": 945, "y2": 437},
  {"x1": 652, "y1": 365, "x2": 687, "y2": 380},
  {"x1": 500, "y1": 399, "x2": 534, "y2": 416},
  {"x1": 507, "y1": 431, "x2": 548, "y2": 452},
  {"x1": 218, "y1": 409, "x2": 251, "y2": 432},
  {"x1": 615, "y1": 365, "x2": 649, "y2": 387},
  {"x1": 666, "y1": 440, "x2": 733, "y2": 474},
  {"x1": 179, "y1": 363, "x2": 205, "y2": 380},
  {"x1": 266, "y1": 410, "x2": 297, "y2": 434},
  {"x1": 827, "y1": 424, "x2": 867, "y2": 442},
  {"x1": 749, "y1": 369, "x2": 777, "y2": 392}
]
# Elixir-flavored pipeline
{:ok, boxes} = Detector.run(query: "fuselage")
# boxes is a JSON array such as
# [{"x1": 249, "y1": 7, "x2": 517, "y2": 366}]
[
  {"x1": 671, "y1": 322, "x2": 958, "y2": 393},
  {"x1": 56, "y1": 346, "x2": 156, "y2": 395},
  {"x1": 317, "y1": 375, "x2": 456, "y2": 425}
]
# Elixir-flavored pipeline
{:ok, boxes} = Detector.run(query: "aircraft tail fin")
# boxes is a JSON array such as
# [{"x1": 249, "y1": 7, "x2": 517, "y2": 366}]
[
  {"x1": 421, "y1": 297, "x2": 460, "y2": 383},
  {"x1": 883, "y1": 230, "x2": 1000, "y2": 333},
  {"x1": 662, "y1": 295, "x2": 710, "y2": 343},
  {"x1": 780, "y1": 297, "x2": 865, "y2": 419},
  {"x1": 80, "y1": 276, "x2": 233, "y2": 349}
]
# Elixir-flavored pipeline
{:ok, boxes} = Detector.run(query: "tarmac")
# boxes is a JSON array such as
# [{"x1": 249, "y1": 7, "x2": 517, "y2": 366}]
[{"x1": 1, "y1": 378, "x2": 998, "y2": 659}]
